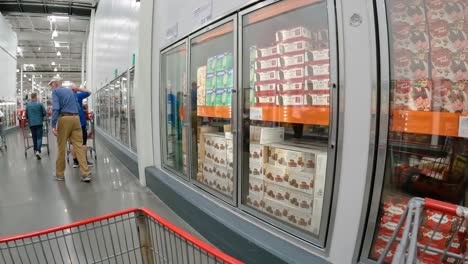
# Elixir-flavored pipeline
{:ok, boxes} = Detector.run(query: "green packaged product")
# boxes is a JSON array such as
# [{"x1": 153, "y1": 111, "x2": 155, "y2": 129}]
[
  {"x1": 207, "y1": 57, "x2": 216, "y2": 74},
  {"x1": 215, "y1": 54, "x2": 225, "y2": 72},
  {"x1": 249, "y1": 88, "x2": 255, "y2": 107},
  {"x1": 223, "y1": 52, "x2": 233, "y2": 70},
  {"x1": 249, "y1": 46, "x2": 257, "y2": 63},
  {"x1": 216, "y1": 71, "x2": 226, "y2": 89},
  {"x1": 224, "y1": 89, "x2": 232, "y2": 106},
  {"x1": 206, "y1": 89, "x2": 215, "y2": 106},
  {"x1": 249, "y1": 64, "x2": 255, "y2": 88},
  {"x1": 206, "y1": 73, "x2": 215, "y2": 90},
  {"x1": 224, "y1": 68, "x2": 234, "y2": 89},
  {"x1": 214, "y1": 88, "x2": 226, "y2": 106}
]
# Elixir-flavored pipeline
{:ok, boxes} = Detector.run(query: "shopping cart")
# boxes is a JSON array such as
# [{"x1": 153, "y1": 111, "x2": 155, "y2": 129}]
[
  {"x1": 20, "y1": 118, "x2": 50, "y2": 158},
  {"x1": 0, "y1": 208, "x2": 243, "y2": 264},
  {"x1": 377, "y1": 197, "x2": 468, "y2": 264},
  {"x1": 66, "y1": 113, "x2": 97, "y2": 164}
]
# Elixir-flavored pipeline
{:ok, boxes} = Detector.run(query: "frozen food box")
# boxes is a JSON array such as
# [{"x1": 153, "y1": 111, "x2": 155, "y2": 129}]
[
  {"x1": 255, "y1": 57, "x2": 280, "y2": 71},
  {"x1": 205, "y1": 89, "x2": 214, "y2": 106},
  {"x1": 255, "y1": 83, "x2": 277, "y2": 94},
  {"x1": 264, "y1": 164, "x2": 288, "y2": 187},
  {"x1": 276, "y1": 94, "x2": 304, "y2": 106},
  {"x1": 249, "y1": 176, "x2": 264, "y2": 194},
  {"x1": 306, "y1": 49, "x2": 330, "y2": 62},
  {"x1": 278, "y1": 81, "x2": 305, "y2": 92},
  {"x1": 255, "y1": 95, "x2": 276, "y2": 106},
  {"x1": 279, "y1": 67, "x2": 305, "y2": 81},
  {"x1": 257, "y1": 45, "x2": 280, "y2": 59},
  {"x1": 197, "y1": 66, "x2": 207, "y2": 87},
  {"x1": 197, "y1": 86, "x2": 206, "y2": 106},
  {"x1": 305, "y1": 79, "x2": 330, "y2": 90},
  {"x1": 279, "y1": 40, "x2": 312, "y2": 55},
  {"x1": 275, "y1": 26, "x2": 312, "y2": 43},
  {"x1": 264, "y1": 181, "x2": 290, "y2": 203},
  {"x1": 259, "y1": 127, "x2": 285, "y2": 145},
  {"x1": 207, "y1": 56, "x2": 217, "y2": 74},
  {"x1": 249, "y1": 158, "x2": 264, "y2": 180},
  {"x1": 224, "y1": 68, "x2": 234, "y2": 89},
  {"x1": 279, "y1": 53, "x2": 308, "y2": 68},
  {"x1": 304, "y1": 93, "x2": 330, "y2": 106},
  {"x1": 264, "y1": 181, "x2": 313, "y2": 210},
  {"x1": 305, "y1": 64, "x2": 330, "y2": 77},
  {"x1": 255, "y1": 70, "x2": 280, "y2": 83},
  {"x1": 213, "y1": 88, "x2": 226, "y2": 106},
  {"x1": 249, "y1": 143, "x2": 263, "y2": 160},
  {"x1": 432, "y1": 50, "x2": 468, "y2": 82},
  {"x1": 285, "y1": 204, "x2": 314, "y2": 233},
  {"x1": 223, "y1": 88, "x2": 232, "y2": 106},
  {"x1": 215, "y1": 53, "x2": 226, "y2": 72},
  {"x1": 216, "y1": 71, "x2": 226, "y2": 89},
  {"x1": 393, "y1": 49, "x2": 429, "y2": 80},
  {"x1": 223, "y1": 52, "x2": 233, "y2": 70},
  {"x1": 429, "y1": 20, "x2": 467, "y2": 52},
  {"x1": 393, "y1": 22, "x2": 429, "y2": 53},
  {"x1": 262, "y1": 196, "x2": 290, "y2": 221},
  {"x1": 206, "y1": 73, "x2": 215, "y2": 90},
  {"x1": 246, "y1": 192, "x2": 264, "y2": 210}
]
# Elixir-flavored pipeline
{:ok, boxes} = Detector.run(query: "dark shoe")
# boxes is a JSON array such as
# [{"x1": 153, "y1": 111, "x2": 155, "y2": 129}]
[
  {"x1": 87, "y1": 161, "x2": 94, "y2": 167},
  {"x1": 81, "y1": 173, "x2": 92, "y2": 182},
  {"x1": 35, "y1": 151, "x2": 41, "y2": 160},
  {"x1": 73, "y1": 161, "x2": 79, "y2": 168},
  {"x1": 55, "y1": 176, "x2": 65, "y2": 181}
]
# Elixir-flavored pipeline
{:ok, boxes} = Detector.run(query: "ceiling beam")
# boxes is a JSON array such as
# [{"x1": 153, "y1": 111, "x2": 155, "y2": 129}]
[
  {"x1": 18, "y1": 58, "x2": 82, "y2": 65},
  {"x1": 16, "y1": 30, "x2": 86, "y2": 42},
  {"x1": 0, "y1": 1, "x2": 95, "y2": 9},
  {"x1": 4, "y1": 12, "x2": 90, "y2": 19}
]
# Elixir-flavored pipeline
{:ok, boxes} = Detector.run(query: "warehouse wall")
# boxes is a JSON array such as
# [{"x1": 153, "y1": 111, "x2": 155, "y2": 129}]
[
  {"x1": 0, "y1": 12, "x2": 17, "y2": 102},
  {"x1": 90, "y1": 0, "x2": 139, "y2": 90}
]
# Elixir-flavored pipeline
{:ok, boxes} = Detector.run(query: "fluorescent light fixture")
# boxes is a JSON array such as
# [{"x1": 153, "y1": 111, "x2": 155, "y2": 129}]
[
  {"x1": 16, "y1": 69, "x2": 19, "y2": 73},
  {"x1": 52, "y1": 30, "x2": 58, "y2": 38},
  {"x1": 17, "y1": 47, "x2": 22, "y2": 53},
  {"x1": 28, "y1": 79, "x2": 31, "y2": 81},
  {"x1": 54, "y1": 67, "x2": 58, "y2": 72},
  {"x1": 23, "y1": 74, "x2": 26, "y2": 77},
  {"x1": 51, "y1": 61, "x2": 56, "y2": 65},
  {"x1": 38, "y1": 47, "x2": 41, "y2": 51},
  {"x1": 56, "y1": 51, "x2": 61, "y2": 56}
]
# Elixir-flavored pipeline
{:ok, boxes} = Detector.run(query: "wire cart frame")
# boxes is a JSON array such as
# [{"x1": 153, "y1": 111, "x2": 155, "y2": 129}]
[
  {"x1": 20, "y1": 117, "x2": 50, "y2": 158},
  {"x1": 66, "y1": 113, "x2": 97, "y2": 164},
  {"x1": 0, "y1": 208, "x2": 243, "y2": 264},
  {"x1": 377, "y1": 197, "x2": 468, "y2": 264}
]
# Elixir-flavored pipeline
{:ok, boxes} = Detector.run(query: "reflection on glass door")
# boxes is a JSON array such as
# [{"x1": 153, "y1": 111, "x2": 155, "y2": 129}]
[
  {"x1": 109, "y1": 82, "x2": 115, "y2": 137},
  {"x1": 161, "y1": 43, "x2": 187, "y2": 175},
  {"x1": 190, "y1": 21, "x2": 235, "y2": 199},
  {"x1": 114, "y1": 79, "x2": 122, "y2": 142},
  {"x1": 368, "y1": 0, "x2": 468, "y2": 263},
  {"x1": 129, "y1": 68, "x2": 137, "y2": 152},
  {"x1": 240, "y1": 0, "x2": 332, "y2": 239},
  {"x1": 121, "y1": 75, "x2": 129, "y2": 146}
]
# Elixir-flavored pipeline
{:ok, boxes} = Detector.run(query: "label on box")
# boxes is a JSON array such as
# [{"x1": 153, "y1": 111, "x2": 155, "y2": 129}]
[
  {"x1": 255, "y1": 70, "x2": 280, "y2": 83},
  {"x1": 305, "y1": 64, "x2": 330, "y2": 77},
  {"x1": 207, "y1": 57, "x2": 216, "y2": 73},
  {"x1": 250, "y1": 107, "x2": 263, "y2": 120},
  {"x1": 223, "y1": 52, "x2": 233, "y2": 70},
  {"x1": 305, "y1": 94, "x2": 330, "y2": 106},
  {"x1": 249, "y1": 143, "x2": 263, "y2": 159},
  {"x1": 262, "y1": 196, "x2": 289, "y2": 221},
  {"x1": 249, "y1": 158, "x2": 263, "y2": 179},
  {"x1": 257, "y1": 45, "x2": 280, "y2": 58},
  {"x1": 264, "y1": 181, "x2": 290, "y2": 202},
  {"x1": 286, "y1": 170, "x2": 314, "y2": 194},
  {"x1": 280, "y1": 67, "x2": 305, "y2": 81},
  {"x1": 278, "y1": 82, "x2": 304, "y2": 92},
  {"x1": 246, "y1": 192, "x2": 264, "y2": 209},
  {"x1": 275, "y1": 27, "x2": 312, "y2": 43},
  {"x1": 249, "y1": 177, "x2": 264, "y2": 194},
  {"x1": 255, "y1": 83, "x2": 277, "y2": 92},
  {"x1": 259, "y1": 127, "x2": 285, "y2": 145},
  {"x1": 256, "y1": 58, "x2": 280, "y2": 71},
  {"x1": 280, "y1": 40, "x2": 312, "y2": 55},
  {"x1": 264, "y1": 164, "x2": 288, "y2": 186},
  {"x1": 255, "y1": 96, "x2": 276, "y2": 106},
  {"x1": 286, "y1": 205, "x2": 313, "y2": 232},
  {"x1": 276, "y1": 94, "x2": 304, "y2": 106},
  {"x1": 213, "y1": 88, "x2": 226, "y2": 106},
  {"x1": 280, "y1": 54, "x2": 306, "y2": 68},
  {"x1": 224, "y1": 68, "x2": 234, "y2": 88},
  {"x1": 215, "y1": 54, "x2": 225, "y2": 72},
  {"x1": 216, "y1": 71, "x2": 226, "y2": 89},
  {"x1": 309, "y1": 49, "x2": 330, "y2": 61},
  {"x1": 305, "y1": 79, "x2": 330, "y2": 90}
]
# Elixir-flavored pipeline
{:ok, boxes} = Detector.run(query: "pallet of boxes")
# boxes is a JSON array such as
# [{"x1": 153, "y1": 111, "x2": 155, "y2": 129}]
[{"x1": 246, "y1": 126, "x2": 327, "y2": 235}]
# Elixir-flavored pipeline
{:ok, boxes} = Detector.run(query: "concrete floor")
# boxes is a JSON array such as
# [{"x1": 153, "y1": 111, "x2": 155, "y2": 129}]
[{"x1": 0, "y1": 128, "x2": 202, "y2": 241}]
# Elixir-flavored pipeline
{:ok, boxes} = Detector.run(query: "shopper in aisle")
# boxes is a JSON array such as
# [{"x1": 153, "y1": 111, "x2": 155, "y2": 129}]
[
  {"x1": 49, "y1": 76, "x2": 91, "y2": 182},
  {"x1": 25, "y1": 93, "x2": 46, "y2": 159},
  {"x1": 69, "y1": 83, "x2": 93, "y2": 168}
]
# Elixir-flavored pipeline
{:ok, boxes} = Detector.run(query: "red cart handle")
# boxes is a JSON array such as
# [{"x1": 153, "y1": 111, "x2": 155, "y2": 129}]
[{"x1": 424, "y1": 198, "x2": 468, "y2": 218}]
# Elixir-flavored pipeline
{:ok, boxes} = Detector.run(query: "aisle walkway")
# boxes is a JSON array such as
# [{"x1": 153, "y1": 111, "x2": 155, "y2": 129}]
[{"x1": 0, "y1": 128, "x2": 202, "y2": 240}]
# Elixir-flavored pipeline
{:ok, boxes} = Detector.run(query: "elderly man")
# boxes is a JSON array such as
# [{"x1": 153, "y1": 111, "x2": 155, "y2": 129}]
[
  {"x1": 25, "y1": 93, "x2": 46, "y2": 159},
  {"x1": 49, "y1": 76, "x2": 91, "y2": 182}
]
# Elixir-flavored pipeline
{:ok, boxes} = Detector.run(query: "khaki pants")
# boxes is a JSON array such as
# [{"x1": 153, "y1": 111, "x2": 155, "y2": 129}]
[{"x1": 56, "y1": 116, "x2": 90, "y2": 177}]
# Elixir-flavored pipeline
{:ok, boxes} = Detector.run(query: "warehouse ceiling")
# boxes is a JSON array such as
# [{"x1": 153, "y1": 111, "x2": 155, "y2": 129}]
[{"x1": 0, "y1": 0, "x2": 98, "y2": 95}]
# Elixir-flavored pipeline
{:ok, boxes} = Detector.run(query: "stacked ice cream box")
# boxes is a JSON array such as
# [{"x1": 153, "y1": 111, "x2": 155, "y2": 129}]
[
  {"x1": 390, "y1": 0, "x2": 468, "y2": 113},
  {"x1": 199, "y1": 127, "x2": 234, "y2": 197},
  {"x1": 245, "y1": 125, "x2": 328, "y2": 235},
  {"x1": 197, "y1": 52, "x2": 234, "y2": 107},
  {"x1": 249, "y1": 26, "x2": 331, "y2": 107},
  {"x1": 371, "y1": 195, "x2": 467, "y2": 263}
]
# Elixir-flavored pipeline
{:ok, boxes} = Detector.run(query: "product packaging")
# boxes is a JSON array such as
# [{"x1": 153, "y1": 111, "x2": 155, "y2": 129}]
[
  {"x1": 206, "y1": 73, "x2": 215, "y2": 90},
  {"x1": 223, "y1": 52, "x2": 233, "y2": 70},
  {"x1": 249, "y1": 158, "x2": 264, "y2": 180},
  {"x1": 263, "y1": 164, "x2": 288, "y2": 186},
  {"x1": 279, "y1": 67, "x2": 305, "y2": 81},
  {"x1": 429, "y1": 20, "x2": 467, "y2": 52},
  {"x1": 246, "y1": 192, "x2": 264, "y2": 209},
  {"x1": 285, "y1": 205, "x2": 314, "y2": 233},
  {"x1": 280, "y1": 53, "x2": 308, "y2": 68},
  {"x1": 255, "y1": 70, "x2": 280, "y2": 83},
  {"x1": 197, "y1": 66, "x2": 207, "y2": 87},
  {"x1": 305, "y1": 64, "x2": 330, "y2": 77},
  {"x1": 276, "y1": 94, "x2": 304, "y2": 106},
  {"x1": 307, "y1": 49, "x2": 330, "y2": 62},
  {"x1": 279, "y1": 40, "x2": 312, "y2": 55},
  {"x1": 215, "y1": 53, "x2": 226, "y2": 72},
  {"x1": 207, "y1": 57, "x2": 217, "y2": 74},
  {"x1": 205, "y1": 89, "x2": 214, "y2": 106},
  {"x1": 305, "y1": 79, "x2": 330, "y2": 90},
  {"x1": 256, "y1": 57, "x2": 280, "y2": 71},
  {"x1": 275, "y1": 26, "x2": 312, "y2": 43},
  {"x1": 262, "y1": 196, "x2": 289, "y2": 221},
  {"x1": 216, "y1": 71, "x2": 226, "y2": 89},
  {"x1": 304, "y1": 93, "x2": 330, "y2": 106},
  {"x1": 224, "y1": 68, "x2": 234, "y2": 89},
  {"x1": 278, "y1": 81, "x2": 305, "y2": 92},
  {"x1": 393, "y1": 49, "x2": 429, "y2": 80},
  {"x1": 255, "y1": 95, "x2": 276, "y2": 106},
  {"x1": 197, "y1": 86, "x2": 206, "y2": 106},
  {"x1": 257, "y1": 45, "x2": 281, "y2": 59},
  {"x1": 255, "y1": 83, "x2": 278, "y2": 94},
  {"x1": 249, "y1": 143, "x2": 263, "y2": 160}
]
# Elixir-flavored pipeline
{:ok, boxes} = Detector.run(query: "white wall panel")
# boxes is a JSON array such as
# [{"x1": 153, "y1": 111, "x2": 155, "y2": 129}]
[
  {"x1": 91, "y1": 0, "x2": 139, "y2": 90},
  {"x1": 0, "y1": 12, "x2": 17, "y2": 101}
]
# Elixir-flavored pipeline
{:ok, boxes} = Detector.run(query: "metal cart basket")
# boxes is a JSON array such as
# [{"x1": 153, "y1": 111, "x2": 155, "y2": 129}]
[
  {"x1": 0, "y1": 208, "x2": 243, "y2": 264},
  {"x1": 377, "y1": 197, "x2": 468, "y2": 264},
  {"x1": 20, "y1": 118, "x2": 50, "y2": 158}
]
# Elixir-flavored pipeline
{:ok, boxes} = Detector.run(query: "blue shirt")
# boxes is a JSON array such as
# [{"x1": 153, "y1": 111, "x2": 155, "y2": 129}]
[
  {"x1": 51, "y1": 87, "x2": 80, "y2": 128},
  {"x1": 25, "y1": 100, "x2": 46, "y2": 127},
  {"x1": 76, "y1": 92, "x2": 90, "y2": 126}
]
